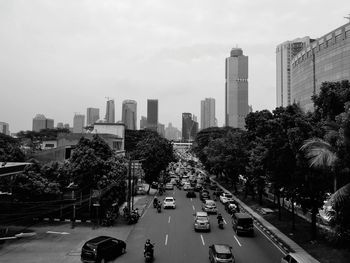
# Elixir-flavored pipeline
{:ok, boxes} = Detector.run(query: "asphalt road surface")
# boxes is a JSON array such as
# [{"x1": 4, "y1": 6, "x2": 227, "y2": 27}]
[{"x1": 118, "y1": 187, "x2": 284, "y2": 263}]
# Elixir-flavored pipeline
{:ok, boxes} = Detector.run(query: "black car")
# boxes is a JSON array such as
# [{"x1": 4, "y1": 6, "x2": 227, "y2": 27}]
[
  {"x1": 81, "y1": 236, "x2": 126, "y2": 263},
  {"x1": 150, "y1": 182, "x2": 158, "y2": 189},
  {"x1": 232, "y1": 213, "x2": 254, "y2": 236},
  {"x1": 224, "y1": 200, "x2": 239, "y2": 212},
  {"x1": 186, "y1": 190, "x2": 196, "y2": 198},
  {"x1": 213, "y1": 188, "x2": 224, "y2": 197},
  {"x1": 194, "y1": 184, "x2": 203, "y2": 192}
]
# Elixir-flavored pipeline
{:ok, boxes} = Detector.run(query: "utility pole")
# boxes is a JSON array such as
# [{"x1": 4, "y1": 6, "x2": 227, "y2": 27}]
[{"x1": 128, "y1": 157, "x2": 132, "y2": 214}]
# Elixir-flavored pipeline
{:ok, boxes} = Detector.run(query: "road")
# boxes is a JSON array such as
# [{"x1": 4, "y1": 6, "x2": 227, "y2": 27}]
[{"x1": 119, "y1": 187, "x2": 284, "y2": 263}]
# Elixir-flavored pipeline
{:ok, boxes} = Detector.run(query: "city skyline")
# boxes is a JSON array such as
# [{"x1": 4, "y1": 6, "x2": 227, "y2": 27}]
[{"x1": 0, "y1": 1, "x2": 348, "y2": 132}]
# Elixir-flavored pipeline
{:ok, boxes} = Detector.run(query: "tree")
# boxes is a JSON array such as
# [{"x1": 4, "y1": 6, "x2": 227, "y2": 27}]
[{"x1": 0, "y1": 133, "x2": 25, "y2": 162}]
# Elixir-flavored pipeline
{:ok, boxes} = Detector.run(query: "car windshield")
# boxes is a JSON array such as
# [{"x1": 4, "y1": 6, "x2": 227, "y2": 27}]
[
  {"x1": 206, "y1": 201, "x2": 216, "y2": 206},
  {"x1": 197, "y1": 216, "x2": 208, "y2": 222},
  {"x1": 226, "y1": 194, "x2": 233, "y2": 198},
  {"x1": 217, "y1": 253, "x2": 231, "y2": 259},
  {"x1": 165, "y1": 198, "x2": 174, "y2": 202}
]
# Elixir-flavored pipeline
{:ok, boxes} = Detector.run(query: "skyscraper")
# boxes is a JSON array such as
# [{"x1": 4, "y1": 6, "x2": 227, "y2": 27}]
[
  {"x1": 200, "y1": 98, "x2": 216, "y2": 130},
  {"x1": 157, "y1": 123, "x2": 165, "y2": 137},
  {"x1": 225, "y1": 48, "x2": 248, "y2": 129},
  {"x1": 147, "y1": 99, "x2": 158, "y2": 131},
  {"x1": 105, "y1": 99, "x2": 115, "y2": 123},
  {"x1": 0, "y1": 122, "x2": 10, "y2": 135},
  {"x1": 122, "y1": 100, "x2": 137, "y2": 130},
  {"x1": 32, "y1": 114, "x2": 54, "y2": 132},
  {"x1": 87, "y1": 107, "x2": 100, "y2": 126},
  {"x1": 276, "y1": 37, "x2": 311, "y2": 107},
  {"x1": 140, "y1": 116, "x2": 147, "y2": 130},
  {"x1": 182, "y1": 113, "x2": 198, "y2": 141},
  {"x1": 57, "y1": 122, "x2": 64, "y2": 128},
  {"x1": 165, "y1": 123, "x2": 181, "y2": 141},
  {"x1": 73, "y1": 114, "x2": 85, "y2": 133}
]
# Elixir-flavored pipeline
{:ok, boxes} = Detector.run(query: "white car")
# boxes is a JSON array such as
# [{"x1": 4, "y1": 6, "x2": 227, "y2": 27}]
[
  {"x1": 220, "y1": 193, "x2": 234, "y2": 204},
  {"x1": 183, "y1": 182, "x2": 191, "y2": 191},
  {"x1": 165, "y1": 183, "x2": 174, "y2": 190},
  {"x1": 163, "y1": 197, "x2": 176, "y2": 209}
]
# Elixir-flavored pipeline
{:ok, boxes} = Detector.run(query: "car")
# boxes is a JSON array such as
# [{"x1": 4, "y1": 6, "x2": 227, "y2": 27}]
[
  {"x1": 224, "y1": 200, "x2": 239, "y2": 212},
  {"x1": 209, "y1": 244, "x2": 235, "y2": 263},
  {"x1": 150, "y1": 182, "x2": 158, "y2": 189},
  {"x1": 163, "y1": 197, "x2": 176, "y2": 209},
  {"x1": 232, "y1": 213, "x2": 254, "y2": 236},
  {"x1": 200, "y1": 191, "x2": 210, "y2": 202},
  {"x1": 165, "y1": 183, "x2": 174, "y2": 190},
  {"x1": 226, "y1": 203, "x2": 240, "y2": 215},
  {"x1": 81, "y1": 236, "x2": 126, "y2": 263},
  {"x1": 183, "y1": 183, "x2": 192, "y2": 191},
  {"x1": 194, "y1": 211, "x2": 210, "y2": 232},
  {"x1": 194, "y1": 184, "x2": 203, "y2": 192},
  {"x1": 213, "y1": 188, "x2": 224, "y2": 197},
  {"x1": 186, "y1": 190, "x2": 196, "y2": 198},
  {"x1": 202, "y1": 200, "x2": 218, "y2": 214},
  {"x1": 220, "y1": 193, "x2": 234, "y2": 204}
]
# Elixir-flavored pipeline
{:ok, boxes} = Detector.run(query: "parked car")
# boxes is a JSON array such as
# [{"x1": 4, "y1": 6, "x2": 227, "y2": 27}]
[
  {"x1": 186, "y1": 190, "x2": 196, "y2": 198},
  {"x1": 220, "y1": 193, "x2": 234, "y2": 204},
  {"x1": 194, "y1": 211, "x2": 210, "y2": 232},
  {"x1": 165, "y1": 183, "x2": 174, "y2": 190},
  {"x1": 202, "y1": 200, "x2": 218, "y2": 214},
  {"x1": 163, "y1": 197, "x2": 176, "y2": 209},
  {"x1": 232, "y1": 213, "x2": 254, "y2": 236},
  {"x1": 81, "y1": 236, "x2": 126, "y2": 263},
  {"x1": 183, "y1": 183, "x2": 192, "y2": 191},
  {"x1": 209, "y1": 244, "x2": 235, "y2": 263}
]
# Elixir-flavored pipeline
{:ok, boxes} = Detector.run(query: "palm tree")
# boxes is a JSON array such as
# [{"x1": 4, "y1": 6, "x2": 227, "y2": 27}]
[{"x1": 300, "y1": 138, "x2": 338, "y2": 192}]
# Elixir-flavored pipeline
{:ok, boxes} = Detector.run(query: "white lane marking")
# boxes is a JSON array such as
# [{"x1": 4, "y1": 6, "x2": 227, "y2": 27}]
[
  {"x1": 141, "y1": 209, "x2": 147, "y2": 219},
  {"x1": 46, "y1": 231, "x2": 70, "y2": 235},
  {"x1": 192, "y1": 205, "x2": 195, "y2": 211},
  {"x1": 165, "y1": 234, "x2": 168, "y2": 246},
  {"x1": 234, "y1": 235, "x2": 242, "y2": 247},
  {"x1": 168, "y1": 216, "x2": 171, "y2": 223},
  {"x1": 223, "y1": 219, "x2": 227, "y2": 225},
  {"x1": 147, "y1": 201, "x2": 153, "y2": 209},
  {"x1": 254, "y1": 226, "x2": 286, "y2": 255},
  {"x1": 173, "y1": 191, "x2": 175, "y2": 195},
  {"x1": 200, "y1": 234, "x2": 205, "y2": 246},
  {"x1": 191, "y1": 198, "x2": 193, "y2": 202}
]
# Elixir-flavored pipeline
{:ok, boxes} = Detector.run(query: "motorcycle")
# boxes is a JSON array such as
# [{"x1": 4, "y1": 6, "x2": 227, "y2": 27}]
[
  {"x1": 144, "y1": 244, "x2": 155, "y2": 262},
  {"x1": 128, "y1": 210, "x2": 140, "y2": 224},
  {"x1": 218, "y1": 220, "x2": 224, "y2": 229},
  {"x1": 153, "y1": 199, "x2": 158, "y2": 208},
  {"x1": 157, "y1": 204, "x2": 161, "y2": 213}
]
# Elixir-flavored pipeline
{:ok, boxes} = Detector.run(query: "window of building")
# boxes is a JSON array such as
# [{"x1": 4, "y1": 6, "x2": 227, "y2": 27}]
[
  {"x1": 335, "y1": 34, "x2": 343, "y2": 42},
  {"x1": 346, "y1": 30, "x2": 350, "y2": 38}
]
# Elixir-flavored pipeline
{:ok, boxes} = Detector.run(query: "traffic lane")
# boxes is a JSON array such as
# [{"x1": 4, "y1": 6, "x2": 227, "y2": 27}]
[
  {"x1": 164, "y1": 188, "x2": 210, "y2": 263},
  {"x1": 210, "y1": 197, "x2": 285, "y2": 263}
]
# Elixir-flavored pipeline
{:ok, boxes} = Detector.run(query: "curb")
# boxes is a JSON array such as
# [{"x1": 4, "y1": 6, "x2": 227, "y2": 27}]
[{"x1": 211, "y1": 177, "x2": 320, "y2": 262}]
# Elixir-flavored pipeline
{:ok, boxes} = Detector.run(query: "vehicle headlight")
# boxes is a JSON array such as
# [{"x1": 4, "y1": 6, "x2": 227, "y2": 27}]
[{"x1": 237, "y1": 226, "x2": 243, "y2": 229}]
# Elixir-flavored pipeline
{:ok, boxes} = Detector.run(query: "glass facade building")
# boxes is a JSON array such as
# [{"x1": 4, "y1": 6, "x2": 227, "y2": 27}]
[{"x1": 291, "y1": 23, "x2": 350, "y2": 111}]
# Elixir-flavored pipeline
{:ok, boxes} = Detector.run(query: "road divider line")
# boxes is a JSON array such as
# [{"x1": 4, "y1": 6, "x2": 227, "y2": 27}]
[
  {"x1": 200, "y1": 234, "x2": 205, "y2": 246},
  {"x1": 165, "y1": 234, "x2": 168, "y2": 246},
  {"x1": 223, "y1": 219, "x2": 227, "y2": 225},
  {"x1": 192, "y1": 205, "x2": 195, "y2": 211},
  {"x1": 234, "y1": 235, "x2": 242, "y2": 247},
  {"x1": 168, "y1": 216, "x2": 171, "y2": 223}
]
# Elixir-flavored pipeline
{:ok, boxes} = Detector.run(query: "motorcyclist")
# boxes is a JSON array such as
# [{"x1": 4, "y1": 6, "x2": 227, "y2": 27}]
[
  {"x1": 144, "y1": 239, "x2": 154, "y2": 257},
  {"x1": 217, "y1": 213, "x2": 223, "y2": 224},
  {"x1": 153, "y1": 197, "x2": 158, "y2": 208}
]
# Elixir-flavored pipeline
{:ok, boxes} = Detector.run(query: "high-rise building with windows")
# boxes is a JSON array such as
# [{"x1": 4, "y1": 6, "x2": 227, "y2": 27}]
[
  {"x1": 225, "y1": 48, "x2": 248, "y2": 129},
  {"x1": 200, "y1": 98, "x2": 216, "y2": 130},
  {"x1": 32, "y1": 114, "x2": 54, "y2": 132},
  {"x1": 73, "y1": 114, "x2": 85, "y2": 133},
  {"x1": 0, "y1": 122, "x2": 10, "y2": 135},
  {"x1": 147, "y1": 99, "x2": 158, "y2": 131},
  {"x1": 165, "y1": 123, "x2": 181, "y2": 141},
  {"x1": 157, "y1": 123, "x2": 165, "y2": 137},
  {"x1": 105, "y1": 99, "x2": 115, "y2": 123},
  {"x1": 182, "y1": 113, "x2": 198, "y2": 141},
  {"x1": 57, "y1": 122, "x2": 64, "y2": 128},
  {"x1": 291, "y1": 22, "x2": 350, "y2": 111},
  {"x1": 276, "y1": 37, "x2": 312, "y2": 107},
  {"x1": 122, "y1": 100, "x2": 137, "y2": 130},
  {"x1": 87, "y1": 108, "x2": 100, "y2": 126}
]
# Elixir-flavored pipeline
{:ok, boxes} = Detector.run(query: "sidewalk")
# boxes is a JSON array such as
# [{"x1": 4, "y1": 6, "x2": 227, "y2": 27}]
[{"x1": 213, "y1": 178, "x2": 320, "y2": 263}]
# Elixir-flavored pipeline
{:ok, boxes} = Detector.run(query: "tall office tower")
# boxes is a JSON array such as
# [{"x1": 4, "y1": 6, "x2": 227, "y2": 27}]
[
  {"x1": 276, "y1": 37, "x2": 311, "y2": 107},
  {"x1": 0, "y1": 122, "x2": 10, "y2": 135},
  {"x1": 157, "y1": 123, "x2": 165, "y2": 137},
  {"x1": 200, "y1": 98, "x2": 216, "y2": 129},
  {"x1": 87, "y1": 107, "x2": 100, "y2": 126},
  {"x1": 105, "y1": 99, "x2": 115, "y2": 123},
  {"x1": 225, "y1": 48, "x2": 249, "y2": 129},
  {"x1": 165, "y1": 123, "x2": 181, "y2": 141},
  {"x1": 57, "y1": 122, "x2": 64, "y2": 128},
  {"x1": 122, "y1": 100, "x2": 137, "y2": 130},
  {"x1": 147, "y1": 99, "x2": 158, "y2": 131},
  {"x1": 73, "y1": 114, "x2": 85, "y2": 133},
  {"x1": 64, "y1": 123, "x2": 70, "y2": 129},
  {"x1": 140, "y1": 116, "x2": 147, "y2": 130},
  {"x1": 182, "y1": 113, "x2": 198, "y2": 141},
  {"x1": 32, "y1": 114, "x2": 54, "y2": 132}
]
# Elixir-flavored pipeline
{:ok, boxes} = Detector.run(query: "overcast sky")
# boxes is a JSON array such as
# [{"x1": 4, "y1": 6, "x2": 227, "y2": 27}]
[{"x1": 0, "y1": 0, "x2": 349, "y2": 133}]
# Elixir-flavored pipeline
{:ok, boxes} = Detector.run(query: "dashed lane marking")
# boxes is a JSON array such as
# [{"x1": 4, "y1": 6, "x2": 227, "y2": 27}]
[
  {"x1": 165, "y1": 234, "x2": 168, "y2": 246},
  {"x1": 200, "y1": 234, "x2": 205, "y2": 246},
  {"x1": 223, "y1": 219, "x2": 227, "y2": 225},
  {"x1": 192, "y1": 205, "x2": 195, "y2": 211},
  {"x1": 234, "y1": 235, "x2": 242, "y2": 247},
  {"x1": 191, "y1": 198, "x2": 193, "y2": 202},
  {"x1": 168, "y1": 216, "x2": 171, "y2": 223}
]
